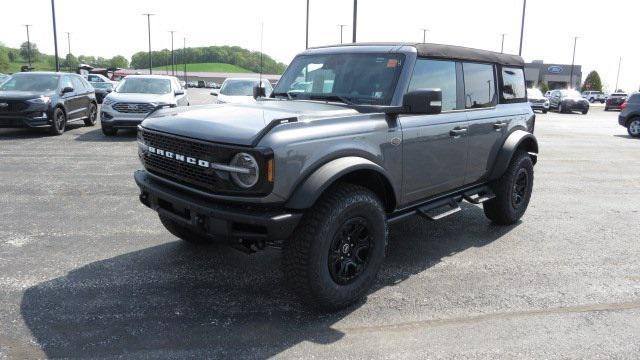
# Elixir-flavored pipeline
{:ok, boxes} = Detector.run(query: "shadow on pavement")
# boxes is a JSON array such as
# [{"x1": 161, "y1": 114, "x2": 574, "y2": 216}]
[
  {"x1": 20, "y1": 204, "x2": 517, "y2": 358},
  {"x1": 613, "y1": 134, "x2": 637, "y2": 140},
  {"x1": 74, "y1": 127, "x2": 137, "y2": 142},
  {"x1": 0, "y1": 124, "x2": 86, "y2": 140}
]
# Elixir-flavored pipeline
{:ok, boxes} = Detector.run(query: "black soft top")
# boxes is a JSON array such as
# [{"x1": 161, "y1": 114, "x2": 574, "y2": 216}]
[{"x1": 307, "y1": 42, "x2": 524, "y2": 67}]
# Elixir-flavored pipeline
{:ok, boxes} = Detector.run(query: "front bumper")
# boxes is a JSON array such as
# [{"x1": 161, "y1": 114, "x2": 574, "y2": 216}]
[
  {"x1": 563, "y1": 101, "x2": 589, "y2": 111},
  {"x1": 101, "y1": 110, "x2": 147, "y2": 128},
  {"x1": 0, "y1": 112, "x2": 51, "y2": 128},
  {"x1": 134, "y1": 170, "x2": 302, "y2": 241},
  {"x1": 529, "y1": 102, "x2": 549, "y2": 111}
]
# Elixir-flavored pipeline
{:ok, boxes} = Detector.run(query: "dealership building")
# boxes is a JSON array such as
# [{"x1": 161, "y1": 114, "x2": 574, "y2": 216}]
[{"x1": 524, "y1": 60, "x2": 582, "y2": 90}]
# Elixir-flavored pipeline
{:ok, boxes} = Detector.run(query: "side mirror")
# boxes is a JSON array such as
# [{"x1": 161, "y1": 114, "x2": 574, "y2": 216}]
[
  {"x1": 61, "y1": 86, "x2": 74, "y2": 95},
  {"x1": 174, "y1": 89, "x2": 185, "y2": 96},
  {"x1": 402, "y1": 89, "x2": 442, "y2": 115},
  {"x1": 210, "y1": 89, "x2": 219, "y2": 96},
  {"x1": 253, "y1": 85, "x2": 266, "y2": 99}
]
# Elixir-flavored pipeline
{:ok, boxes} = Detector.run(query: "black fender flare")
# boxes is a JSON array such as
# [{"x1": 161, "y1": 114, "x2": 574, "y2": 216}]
[
  {"x1": 488, "y1": 130, "x2": 539, "y2": 181},
  {"x1": 285, "y1": 156, "x2": 397, "y2": 210}
]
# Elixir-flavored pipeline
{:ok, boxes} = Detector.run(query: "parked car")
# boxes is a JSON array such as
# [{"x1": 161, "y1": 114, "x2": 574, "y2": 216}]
[
  {"x1": 135, "y1": 43, "x2": 537, "y2": 309},
  {"x1": 210, "y1": 78, "x2": 273, "y2": 104},
  {"x1": 87, "y1": 73, "x2": 117, "y2": 87},
  {"x1": 91, "y1": 82, "x2": 114, "y2": 104},
  {"x1": 582, "y1": 90, "x2": 605, "y2": 103},
  {"x1": 548, "y1": 89, "x2": 589, "y2": 114},
  {"x1": 179, "y1": 80, "x2": 186, "y2": 88},
  {"x1": 197, "y1": 80, "x2": 206, "y2": 88},
  {"x1": 0, "y1": 72, "x2": 97, "y2": 135},
  {"x1": 618, "y1": 92, "x2": 640, "y2": 137},
  {"x1": 186, "y1": 81, "x2": 198, "y2": 88},
  {"x1": 527, "y1": 88, "x2": 549, "y2": 113},
  {"x1": 0, "y1": 73, "x2": 9, "y2": 84},
  {"x1": 100, "y1": 75, "x2": 189, "y2": 136},
  {"x1": 545, "y1": 90, "x2": 552, "y2": 98},
  {"x1": 605, "y1": 92, "x2": 628, "y2": 111}
]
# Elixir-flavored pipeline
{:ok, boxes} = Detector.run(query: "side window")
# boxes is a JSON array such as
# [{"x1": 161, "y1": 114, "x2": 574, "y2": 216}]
[
  {"x1": 501, "y1": 67, "x2": 526, "y2": 101},
  {"x1": 71, "y1": 76, "x2": 85, "y2": 92},
  {"x1": 463, "y1": 63, "x2": 496, "y2": 109},
  {"x1": 408, "y1": 59, "x2": 457, "y2": 111},
  {"x1": 61, "y1": 76, "x2": 74, "y2": 91}
]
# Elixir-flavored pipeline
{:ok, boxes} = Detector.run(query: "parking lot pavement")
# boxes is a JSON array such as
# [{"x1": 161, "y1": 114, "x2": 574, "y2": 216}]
[{"x1": 1, "y1": 104, "x2": 639, "y2": 358}]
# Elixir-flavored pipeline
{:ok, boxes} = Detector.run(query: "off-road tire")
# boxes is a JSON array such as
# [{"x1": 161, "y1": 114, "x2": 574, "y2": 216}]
[
  {"x1": 49, "y1": 107, "x2": 66, "y2": 135},
  {"x1": 282, "y1": 183, "x2": 388, "y2": 310},
  {"x1": 542, "y1": 109, "x2": 548, "y2": 114},
  {"x1": 483, "y1": 151, "x2": 534, "y2": 225},
  {"x1": 84, "y1": 103, "x2": 97, "y2": 126},
  {"x1": 627, "y1": 118, "x2": 640, "y2": 138},
  {"x1": 159, "y1": 214, "x2": 213, "y2": 244},
  {"x1": 582, "y1": 109, "x2": 589, "y2": 115},
  {"x1": 101, "y1": 126, "x2": 117, "y2": 136}
]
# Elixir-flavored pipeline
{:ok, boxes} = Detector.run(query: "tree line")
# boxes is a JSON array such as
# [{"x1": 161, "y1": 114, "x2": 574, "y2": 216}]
[{"x1": 130, "y1": 45, "x2": 287, "y2": 74}]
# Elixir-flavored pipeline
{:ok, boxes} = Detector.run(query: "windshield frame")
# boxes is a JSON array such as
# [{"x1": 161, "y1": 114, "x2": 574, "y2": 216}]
[
  {"x1": 272, "y1": 52, "x2": 407, "y2": 106},
  {"x1": 115, "y1": 77, "x2": 172, "y2": 95}
]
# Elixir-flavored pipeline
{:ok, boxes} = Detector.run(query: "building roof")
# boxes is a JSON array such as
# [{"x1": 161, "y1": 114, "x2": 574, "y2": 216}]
[{"x1": 307, "y1": 42, "x2": 525, "y2": 67}]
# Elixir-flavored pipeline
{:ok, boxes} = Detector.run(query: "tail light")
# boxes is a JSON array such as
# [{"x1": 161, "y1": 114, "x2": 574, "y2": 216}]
[{"x1": 621, "y1": 101, "x2": 627, "y2": 110}]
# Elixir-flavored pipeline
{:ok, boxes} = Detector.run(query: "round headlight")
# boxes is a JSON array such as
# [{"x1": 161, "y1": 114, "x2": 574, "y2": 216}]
[{"x1": 229, "y1": 152, "x2": 259, "y2": 189}]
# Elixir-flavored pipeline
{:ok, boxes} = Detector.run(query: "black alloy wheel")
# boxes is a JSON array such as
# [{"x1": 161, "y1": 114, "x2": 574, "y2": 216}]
[
  {"x1": 49, "y1": 108, "x2": 66, "y2": 135},
  {"x1": 328, "y1": 217, "x2": 372, "y2": 285},
  {"x1": 511, "y1": 168, "x2": 529, "y2": 209}
]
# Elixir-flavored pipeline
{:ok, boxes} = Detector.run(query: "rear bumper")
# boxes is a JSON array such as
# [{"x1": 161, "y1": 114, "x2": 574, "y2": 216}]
[
  {"x1": 134, "y1": 170, "x2": 302, "y2": 241},
  {"x1": 0, "y1": 113, "x2": 50, "y2": 128}
]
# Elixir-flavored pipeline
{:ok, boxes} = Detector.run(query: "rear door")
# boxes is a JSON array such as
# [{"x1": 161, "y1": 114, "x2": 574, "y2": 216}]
[
  {"x1": 71, "y1": 76, "x2": 91, "y2": 117},
  {"x1": 399, "y1": 58, "x2": 469, "y2": 204}
]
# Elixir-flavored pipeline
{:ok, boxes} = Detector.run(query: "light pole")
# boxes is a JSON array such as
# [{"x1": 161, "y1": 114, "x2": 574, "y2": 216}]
[
  {"x1": 143, "y1": 13, "x2": 154, "y2": 74},
  {"x1": 615, "y1": 57, "x2": 622, "y2": 91},
  {"x1": 420, "y1": 29, "x2": 429, "y2": 43},
  {"x1": 169, "y1": 31, "x2": 176, "y2": 76},
  {"x1": 569, "y1": 36, "x2": 579, "y2": 89},
  {"x1": 500, "y1": 33, "x2": 506, "y2": 53},
  {"x1": 352, "y1": 0, "x2": 357, "y2": 43},
  {"x1": 23, "y1": 25, "x2": 32, "y2": 69},
  {"x1": 519, "y1": 0, "x2": 526, "y2": 56},
  {"x1": 65, "y1": 32, "x2": 71, "y2": 71},
  {"x1": 305, "y1": 0, "x2": 310, "y2": 49},
  {"x1": 183, "y1": 37, "x2": 187, "y2": 84},
  {"x1": 338, "y1": 24, "x2": 347, "y2": 44},
  {"x1": 51, "y1": 0, "x2": 60, "y2": 72}
]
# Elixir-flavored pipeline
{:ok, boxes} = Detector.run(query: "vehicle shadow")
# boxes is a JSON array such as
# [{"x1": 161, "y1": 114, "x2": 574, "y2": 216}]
[
  {"x1": 613, "y1": 134, "x2": 637, "y2": 140},
  {"x1": 73, "y1": 127, "x2": 137, "y2": 142},
  {"x1": 20, "y1": 203, "x2": 517, "y2": 358},
  {"x1": 0, "y1": 123, "x2": 86, "y2": 140}
]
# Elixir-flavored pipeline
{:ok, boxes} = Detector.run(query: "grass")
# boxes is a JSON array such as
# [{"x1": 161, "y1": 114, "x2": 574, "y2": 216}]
[
  {"x1": 5, "y1": 61, "x2": 57, "y2": 73},
  {"x1": 152, "y1": 62, "x2": 249, "y2": 73}
]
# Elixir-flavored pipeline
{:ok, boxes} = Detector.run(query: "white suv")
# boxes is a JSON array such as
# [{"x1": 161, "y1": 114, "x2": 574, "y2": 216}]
[
  {"x1": 100, "y1": 75, "x2": 189, "y2": 136},
  {"x1": 582, "y1": 91, "x2": 605, "y2": 103}
]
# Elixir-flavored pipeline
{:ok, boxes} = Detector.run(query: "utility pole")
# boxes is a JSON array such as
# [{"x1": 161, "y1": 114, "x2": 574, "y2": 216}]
[
  {"x1": 183, "y1": 37, "x2": 187, "y2": 84},
  {"x1": 569, "y1": 36, "x2": 579, "y2": 89},
  {"x1": 421, "y1": 29, "x2": 429, "y2": 43},
  {"x1": 169, "y1": 31, "x2": 176, "y2": 76},
  {"x1": 338, "y1": 25, "x2": 347, "y2": 44},
  {"x1": 143, "y1": 13, "x2": 154, "y2": 74},
  {"x1": 51, "y1": 0, "x2": 60, "y2": 72},
  {"x1": 24, "y1": 25, "x2": 32, "y2": 69},
  {"x1": 305, "y1": 0, "x2": 310, "y2": 49},
  {"x1": 352, "y1": 0, "x2": 357, "y2": 43},
  {"x1": 500, "y1": 33, "x2": 506, "y2": 53},
  {"x1": 615, "y1": 57, "x2": 622, "y2": 91},
  {"x1": 65, "y1": 32, "x2": 71, "y2": 72},
  {"x1": 519, "y1": 0, "x2": 526, "y2": 56}
]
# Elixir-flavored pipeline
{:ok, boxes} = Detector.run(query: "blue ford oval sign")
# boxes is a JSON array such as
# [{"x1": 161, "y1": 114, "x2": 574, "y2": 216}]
[{"x1": 548, "y1": 65, "x2": 563, "y2": 74}]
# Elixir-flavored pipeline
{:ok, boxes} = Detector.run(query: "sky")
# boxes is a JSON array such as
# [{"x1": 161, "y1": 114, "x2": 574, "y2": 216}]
[{"x1": 1, "y1": 0, "x2": 638, "y2": 92}]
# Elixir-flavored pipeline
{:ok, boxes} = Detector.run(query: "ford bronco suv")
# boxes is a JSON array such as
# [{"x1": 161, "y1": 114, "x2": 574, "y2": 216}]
[{"x1": 135, "y1": 43, "x2": 538, "y2": 309}]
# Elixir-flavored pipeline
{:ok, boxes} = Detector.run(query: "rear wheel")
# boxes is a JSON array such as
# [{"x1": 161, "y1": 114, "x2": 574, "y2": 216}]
[
  {"x1": 84, "y1": 103, "x2": 97, "y2": 126},
  {"x1": 283, "y1": 183, "x2": 387, "y2": 310},
  {"x1": 582, "y1": 109, "x2": 589, "y2": 115},
  {"x1": 558, "y1": 103, "x2": 564, "y2": 113},
  {"x1": 49, "y1": 107, "x2": 66, "y2": 135},
  {"x1": 483, "y1": 151, "x2": 534, "y2": 225},
  {"x1": 542, "y1": 109, "x2": 548, "y2": 114},
  {"x1": 159, "y1": 215, "x2": 214, "y2": 244},
  {"x1": 628, "y1": 118, "x2": 640, "y2": 138}
]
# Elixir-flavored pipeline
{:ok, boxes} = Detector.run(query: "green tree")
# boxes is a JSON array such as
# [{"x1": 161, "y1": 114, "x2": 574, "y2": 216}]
[
  {"x1": 64, "y1": 54, "x2": 79, "y2": 71},
  {"x1": 539, "y1": 82, "x2": 549, "y2": 94},
  {"x1": 0, "y1": 47, "x2": 10, "y2": 72},
  {"x1": 581, "y1": 71, "x2": 603, "y2": 92},
  {"x1": 109, "y1": 55, "x2": 128, "y2": 69},
  {"x1": 20, "y1": 41, "x2": 39, "y2": 62}
]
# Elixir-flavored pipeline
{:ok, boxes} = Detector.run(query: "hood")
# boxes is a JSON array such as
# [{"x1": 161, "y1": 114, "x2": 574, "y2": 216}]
[
  {"x1": 217, "y1": 94, "x2": 256, "y2": 104},
  {"x1": 141, "y1": 100, "x2": 357, "y2": 146},
  {"x1": 0, "y1": 90, "x2": 55, "y2": 101},
  {"x1": 106, "y1": 92, "x2": 175, "y2": 104}
]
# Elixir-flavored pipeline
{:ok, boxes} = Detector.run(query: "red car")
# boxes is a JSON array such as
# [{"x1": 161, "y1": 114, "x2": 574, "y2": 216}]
[{"x1": 605, "y1": 93, "x2": 628, "y2": 111}]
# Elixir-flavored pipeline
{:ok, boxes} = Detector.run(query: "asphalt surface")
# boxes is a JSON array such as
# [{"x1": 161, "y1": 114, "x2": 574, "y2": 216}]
[{"x1": 1, "y1": 90, "x2": 639, "y2": 359}]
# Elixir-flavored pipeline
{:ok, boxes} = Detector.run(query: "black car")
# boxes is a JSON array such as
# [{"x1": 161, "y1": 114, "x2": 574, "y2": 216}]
[
  {"x1": 605, "y1": 92, "x2": 627, "y2": 111},
  {"x1": 91, "y1": 82, "x2": 114, "y2": 104},
  {"x1": 618, "y1": 92, "x2": 640, "y2": 137},
  {"x1": 0, "y1": 72, "x2": 98, "y2": 135},
  {"x1": 548, "y1": 89, "x2": 590, "y2": 114}
]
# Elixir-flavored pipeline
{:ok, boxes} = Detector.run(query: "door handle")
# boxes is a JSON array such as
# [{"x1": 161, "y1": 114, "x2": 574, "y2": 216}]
[
  {"x1": 449, "y1": 128, "x2": 468, "y2": 137},
  {"x1": 493, "y1": 122, "x2": 508, "y2": 130}
]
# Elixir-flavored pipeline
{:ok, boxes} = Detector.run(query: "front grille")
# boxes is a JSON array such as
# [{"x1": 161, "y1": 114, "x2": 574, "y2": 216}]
[
  {"x1": 113, "y1": 102, "x2": 155, "y2": 114},
  {"x1": 0, "y1": 100, "x2": 28, "y2": 113},
  {"x1": 140, "y1": 128, "x2": 270, "y2": 195}
]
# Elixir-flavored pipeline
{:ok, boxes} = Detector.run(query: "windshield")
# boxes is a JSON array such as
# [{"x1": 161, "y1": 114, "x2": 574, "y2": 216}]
[
  {"x1": 560, "y1": 90, "x2": 582, "y2": 99},
  {"x1": 92, "y1": 82, "x2": 113, "y2": 90},
  {"x1": 527, "y1": 88, "x2": 543, "y2": 98},
  {"x1": 273, "y1": 53, "x2": 405, "y2": 105},
  {"x1": 0, "y1": 74, "x2": 59, "y2": 92},
  {"x1": 116, "y1": 78, "x2": 171, "y2": 94},
  {"x1": 220, "y1": 80, "x2": 261, "y2": 96}
]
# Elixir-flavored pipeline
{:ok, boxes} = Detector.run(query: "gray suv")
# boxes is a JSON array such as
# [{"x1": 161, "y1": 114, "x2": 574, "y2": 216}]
[{"x1": 134, "y1": 43, "x2": 538, "y2": 309}]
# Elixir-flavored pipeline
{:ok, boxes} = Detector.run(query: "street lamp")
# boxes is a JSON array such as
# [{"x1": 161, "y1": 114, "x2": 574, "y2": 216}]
[
  {"x1": 169, "y1": 31, "x2": 176, "y2": 76},
  {"x1": 352, "y1": 0, "x2": 357, "y2": 43},
  {"x1": 65, "y1": 32, "x2": 71, "y2": 71},
  {"x1": 420, "y1": 29, "x2": 429, "y2": 43},
  {"x1": 51, "y1": 0, "x2": 60, "y2": 72},
  {"x1": 23, "y1": 25, "x2": 32, "y2": 69},
  {"x1": 519, "y1": 0, "x2": 526, "y2": 56},
  {"x1": 615, "y1": 57, "x2": 622, "y2": 91},
  {"x1": 500, "y1": 33, "x2": 506, "y2": 53},
  {"x1": 143, "y1": 13, "x2": 155, "y2": 74},
  {"x1": 305, "y1": 0, "x2": 310, "y2": 49},
  {"x1": 569, "y1": 36, "x2": 579, "y2": 89},
  {"x1": 338, "y1": 24, "x2": 347, "y2": 44}
]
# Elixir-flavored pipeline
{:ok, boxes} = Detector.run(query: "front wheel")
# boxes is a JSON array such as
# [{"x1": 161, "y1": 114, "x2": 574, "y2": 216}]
[
  {"x1": 542, "y1": 109, "x2": 548, "y2": 114},
  {"x1": 49, "y1": 107, "x2": 66, "y2": 135},
  {"x1": 283, "y1": 183, "x2": 387, "y2": 310},
  {"x1": 483, "y1": 151, "x2": 534, "y2": 225},
  {"x1": 628, "y1": 118, "x2": 640, "y2": 138},
  {"x1": 558, "y1": 103, "x2": 564, "y2": 113},
  {"x1": 582, "y1": 109, "x2": 589, "y2": 115},
  {"x1": 101, "y1": 126, "x2": 117, "y2": 136},
  {"x1": 84, "y1": 103, "x2": 97, "y2": 126}
]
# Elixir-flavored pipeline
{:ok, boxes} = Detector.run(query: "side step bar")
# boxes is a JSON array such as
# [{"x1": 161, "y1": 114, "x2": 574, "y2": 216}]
[{"x1": 387, "y1": 185, "x2": 495, "y2": 224}]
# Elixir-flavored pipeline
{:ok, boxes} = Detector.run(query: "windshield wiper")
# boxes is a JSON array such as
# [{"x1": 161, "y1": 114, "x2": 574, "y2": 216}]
[
  {"x1": 299, "y1": 94, "x2": 355, "y2": 105},
  {"x1": 271, "y1": 91, "x2": 294, "y2": 100}
]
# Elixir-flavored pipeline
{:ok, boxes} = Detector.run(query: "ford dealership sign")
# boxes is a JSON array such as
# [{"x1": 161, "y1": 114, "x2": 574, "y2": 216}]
[{"x1": 547, "y1": 65, "x2": 564, "y2": 74}]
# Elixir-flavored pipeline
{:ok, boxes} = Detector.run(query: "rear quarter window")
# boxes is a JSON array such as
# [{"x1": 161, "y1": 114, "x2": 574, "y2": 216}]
[{"x1": 500, "y1": 67, "x2": 526, "y2": 102}]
